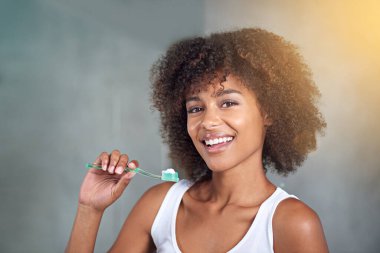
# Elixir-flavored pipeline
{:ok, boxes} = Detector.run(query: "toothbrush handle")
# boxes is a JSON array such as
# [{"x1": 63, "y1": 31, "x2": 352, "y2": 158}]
[
  {"x1": 133, "y1": 168, "x2": 161, "y2": 179},
  {"x1": 86, "y1": 163, "x2": 161, "y2": 179}
]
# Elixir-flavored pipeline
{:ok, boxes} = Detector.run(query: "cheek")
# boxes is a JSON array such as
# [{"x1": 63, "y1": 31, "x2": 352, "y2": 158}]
[
  {"x1": 187, "y1": 118, "x2": 201, "y2": 140},
  {"x1": 230, "y1": 111, "x2": 265, "y2": 136},
  {"x1": 229, "y1": 116, "x2": 246, "y2": 128},
  {"x1": 225, "y1": 110, "x2": 258, "y2": 128}
]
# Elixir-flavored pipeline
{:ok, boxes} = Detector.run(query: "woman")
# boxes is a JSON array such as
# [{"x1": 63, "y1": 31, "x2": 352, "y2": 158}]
[{"x1": 66, "y1": 28, "x2": 329, "y2": 252}]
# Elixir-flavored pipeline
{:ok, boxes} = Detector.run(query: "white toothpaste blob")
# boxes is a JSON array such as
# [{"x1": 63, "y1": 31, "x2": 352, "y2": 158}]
[{"x1": 162, "y1": 168, "x2": 176, "y2": 174}]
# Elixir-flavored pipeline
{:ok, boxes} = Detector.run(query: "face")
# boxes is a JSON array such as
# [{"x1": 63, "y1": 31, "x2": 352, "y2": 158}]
[{"x1": 185, "y1": 75, "x2": 270, "y2": 173}]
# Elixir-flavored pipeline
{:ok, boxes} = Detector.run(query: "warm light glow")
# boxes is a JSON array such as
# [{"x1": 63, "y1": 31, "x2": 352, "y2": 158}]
[{"x1": 323, "y1": 0, "x2": 380, "y2": 58}]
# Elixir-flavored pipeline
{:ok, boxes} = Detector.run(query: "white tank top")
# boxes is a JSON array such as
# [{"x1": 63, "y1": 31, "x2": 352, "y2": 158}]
[{"x1": 151, "y1": 180, "x2": 298, "y2": 253}]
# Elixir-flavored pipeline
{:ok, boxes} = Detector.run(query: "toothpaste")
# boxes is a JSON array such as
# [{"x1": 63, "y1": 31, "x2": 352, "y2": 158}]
[{"x1": 162, "y1": 168, "x2": 176, "y2": 174}]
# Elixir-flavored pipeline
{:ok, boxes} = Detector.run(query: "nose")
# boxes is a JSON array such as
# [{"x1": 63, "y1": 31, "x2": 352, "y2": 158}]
[{"x1": 201, "y1": 107, "x2": 222, "y2": 129}]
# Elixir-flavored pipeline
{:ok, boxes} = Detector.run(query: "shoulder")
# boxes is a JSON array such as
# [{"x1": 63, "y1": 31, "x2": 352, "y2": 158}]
[
  {"x1": 122, "y1": 181, "x2": 175, "y2": 232},
  {"x1": 108, "y1": 182, "x2": 176, "y2": 252},
  {"x1": 272, "y1": 197, "x2": 329, "y2": 253},
  {"x1": 135, "y1": 181, "x2": 176, "y2": 215},
  {"x1": 273, "y1": 198, "x2": 321, "y2": 234}
]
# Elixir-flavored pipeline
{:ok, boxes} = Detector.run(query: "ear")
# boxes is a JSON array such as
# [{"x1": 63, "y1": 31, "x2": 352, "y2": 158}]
[{"x1": 264, "y1": 114, "x2": 273, "y2": 126}]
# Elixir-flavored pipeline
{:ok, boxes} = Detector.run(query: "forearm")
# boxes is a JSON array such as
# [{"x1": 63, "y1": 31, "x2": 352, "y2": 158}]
[{"x1": 65, "y1": 204, "x2": 104, "y2": 253}]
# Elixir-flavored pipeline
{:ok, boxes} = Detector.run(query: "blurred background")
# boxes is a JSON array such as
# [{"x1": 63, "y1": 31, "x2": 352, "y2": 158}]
[{"x1": 0, "y1": 0, "x2": 379, "y2": 252}]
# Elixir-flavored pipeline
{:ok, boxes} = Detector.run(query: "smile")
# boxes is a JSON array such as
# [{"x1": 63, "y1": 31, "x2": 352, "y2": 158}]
[{"x1": 203, "y1": 136, "x2": 234, "y2": 147}]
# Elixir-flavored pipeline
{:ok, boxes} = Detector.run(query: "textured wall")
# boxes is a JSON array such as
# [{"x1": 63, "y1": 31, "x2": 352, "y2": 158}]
[
  {"x1": 1, "y1": 0, "x2": 379, "y2": 252},
  {"x1": 204, "y1": 0, "x2": 380, "y2": 252},
  {"x1": 0, "y1": 0, "x2": 204, "y2": 252}
]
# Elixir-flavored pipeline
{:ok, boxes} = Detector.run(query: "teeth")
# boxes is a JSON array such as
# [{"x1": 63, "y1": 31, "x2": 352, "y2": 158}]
[{"x1": 205, "y1": 137, "x2": 233, "y2": 146}]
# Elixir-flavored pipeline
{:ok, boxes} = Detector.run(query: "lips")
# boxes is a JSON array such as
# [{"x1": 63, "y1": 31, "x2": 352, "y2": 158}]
[
  {"x1": 200, "y1": 133, "x2": 235, "y2": 153},
  {"x1": 204, "y1": 136, "x2": 234, "y2": 146}
]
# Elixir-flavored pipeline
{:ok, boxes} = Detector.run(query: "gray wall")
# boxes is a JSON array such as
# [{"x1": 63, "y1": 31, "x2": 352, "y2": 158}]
[
  {"x1": 203, "y1": 0, "x2": 380, "y2": 252},
  {"x1": 0, "y1": 0, "x2": 204, "y2": 252},
  {"x1": 1, "y1": 0, "x2": 379, "y2": 252}
]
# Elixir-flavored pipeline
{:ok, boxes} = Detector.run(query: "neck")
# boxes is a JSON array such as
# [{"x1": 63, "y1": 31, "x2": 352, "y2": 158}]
[{"x1": 200, "y1": 154, "x2": 275, "y2": 207}]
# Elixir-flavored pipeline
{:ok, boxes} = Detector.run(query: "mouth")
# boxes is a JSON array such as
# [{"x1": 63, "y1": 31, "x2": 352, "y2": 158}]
[
  {"x1": 203, "y1": 136, "x2": 234, "y2": 146},
  {"x1": 201, "y1": 136, "x2": 234, "y2": 153}
]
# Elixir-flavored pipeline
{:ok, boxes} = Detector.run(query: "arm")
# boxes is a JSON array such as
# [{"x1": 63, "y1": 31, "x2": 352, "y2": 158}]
[
  {"x1": 65, "y1": 205, "x2": 103, "y2": 253},
  {"x1": 65, "y1": 150, "x2": 136, "y2": 253},
  {"x1": 273, "y1": 198, "x2": 329, "y2": 253}
]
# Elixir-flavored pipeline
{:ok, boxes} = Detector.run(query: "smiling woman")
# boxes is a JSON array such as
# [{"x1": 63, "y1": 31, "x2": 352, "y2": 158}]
[
  {"x1": 66, "y1": 28, "x2": 329, "y2": 253},
  {"x1": 151, "y1": 28, "x2": 326, "y2": 181}
]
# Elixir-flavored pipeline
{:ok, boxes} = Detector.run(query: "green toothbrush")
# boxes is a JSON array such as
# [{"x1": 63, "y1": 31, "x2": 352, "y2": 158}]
[{"x1": 85, "y1": 163, "x2": 179, "y2": 182}]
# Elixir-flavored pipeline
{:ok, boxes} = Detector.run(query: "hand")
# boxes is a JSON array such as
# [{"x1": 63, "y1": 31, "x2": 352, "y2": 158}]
[{"x1": 78, "y1": 150, "x2": 138, "y2": 212}]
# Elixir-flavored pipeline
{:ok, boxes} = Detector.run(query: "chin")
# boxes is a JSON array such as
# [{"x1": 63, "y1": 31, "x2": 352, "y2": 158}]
[{"x1": 204, "y1": 160, "x2": 234, "y2": 173}]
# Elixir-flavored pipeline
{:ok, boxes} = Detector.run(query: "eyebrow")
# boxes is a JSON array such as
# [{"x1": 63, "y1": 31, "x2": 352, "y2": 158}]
[
  {"x1": 185, "y1": 89, "x2": 242, "y2": 103},
  {"x1": 216, "y1": 89, "x2": 242, "y2": 96}
]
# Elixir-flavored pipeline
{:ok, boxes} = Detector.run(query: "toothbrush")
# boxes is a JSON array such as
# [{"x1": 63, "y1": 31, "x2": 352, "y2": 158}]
[{"x1": 85, "y1": 163, "x2": 179, "y2": 182}]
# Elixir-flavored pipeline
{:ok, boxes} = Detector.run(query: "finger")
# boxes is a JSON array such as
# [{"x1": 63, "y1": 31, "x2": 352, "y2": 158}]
[
  {"x1": 127, "y1": 160, "x2": 139, "y2": 169},
  {"x1": 108, "y1": 149, "x2": 121, "y2": 174},
  {"x1": 99, "y1": 152, "x2": 109, "y2": 171},
  {"x1": 112, "y1": 172, "x2": 135, "y2": 198},
  {"x1": 115, "y1": 154, "x2": 129, "y2": 175},
  {"x1": 92, "y1": 156, "x2": 101, "y2": 165}
]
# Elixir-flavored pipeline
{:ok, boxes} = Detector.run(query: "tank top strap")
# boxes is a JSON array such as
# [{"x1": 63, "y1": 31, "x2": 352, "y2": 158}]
[
  {"x1": 266, "y1": 188, "x2": 298, "y2": 249},
  {"x1": 151, "y1": 179, "x2": 192, "y2": 252}
]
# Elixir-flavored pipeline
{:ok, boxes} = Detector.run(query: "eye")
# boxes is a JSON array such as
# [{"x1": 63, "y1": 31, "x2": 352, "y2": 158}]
[
  {"x1": 187, "y1": 106, "x2": 203, "y2": 114},
  {"x1": 221, "y1": 100, "x2": 238, "y2": 108}
]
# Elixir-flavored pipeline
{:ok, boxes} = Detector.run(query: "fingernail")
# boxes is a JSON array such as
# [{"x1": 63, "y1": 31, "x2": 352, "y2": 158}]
[
  {"x1": 115, "y1": 166, "x2": 124, "y2": 174},
  {"x1": 126, "y1": 172, "x2": 136, "y2": 179},
  {"x1": 128, "y1": 162, "x2": 136, "y2": 169},
  {"x1": 102, "y1": 164, "x2": 107, "y2": 171},
  {"x1": 109, "y1": 166, "x2": 115, "y2": 173}
]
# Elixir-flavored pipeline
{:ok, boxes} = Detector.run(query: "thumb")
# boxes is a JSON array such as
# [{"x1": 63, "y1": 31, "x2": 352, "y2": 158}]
[{"x1": 112, "y1": 172, "x2": 135, "y2": 199}]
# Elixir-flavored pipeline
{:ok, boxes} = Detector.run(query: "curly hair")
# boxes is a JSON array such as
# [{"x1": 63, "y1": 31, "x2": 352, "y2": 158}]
[{"x1": 150, "y1": 28, "x2": 326, "y2": 182}]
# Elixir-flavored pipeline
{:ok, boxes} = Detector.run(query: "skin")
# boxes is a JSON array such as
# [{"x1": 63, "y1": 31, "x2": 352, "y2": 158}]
[{"x1": 66, "y1": 75, "x2": 329, "y2": 252}]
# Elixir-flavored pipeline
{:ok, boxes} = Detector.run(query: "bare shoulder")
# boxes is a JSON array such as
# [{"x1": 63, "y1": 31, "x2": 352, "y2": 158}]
[
  {"x1": 127, "y1": 181, "x2": 175, "y2": 228},
  {"x1": 139, "y1": 181, "x2": 176, "y2": 208},
  {"x1": 273, "y1": 198, "x2": 329, "y2": 253},
  {"x1": 274, "y1": 198, "x2": 320, "y2": 230},
  {"x1": 109, "y1": 182, "x2": 175, "y2": 252}
]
